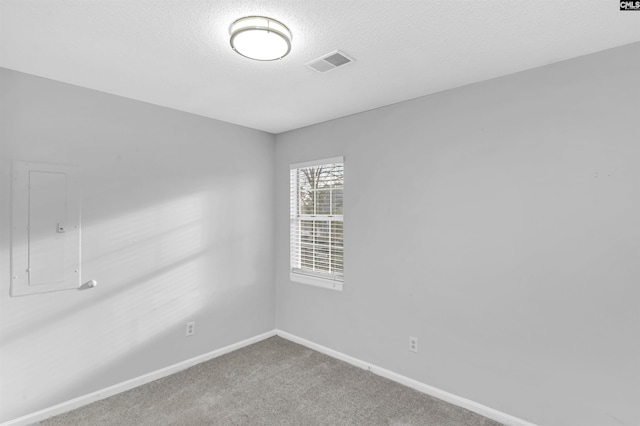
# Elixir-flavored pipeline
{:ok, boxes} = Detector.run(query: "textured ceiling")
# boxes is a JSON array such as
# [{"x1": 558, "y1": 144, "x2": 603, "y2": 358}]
[{"x1": 1, "y1": 1, "x2": 639, "y2": 134}]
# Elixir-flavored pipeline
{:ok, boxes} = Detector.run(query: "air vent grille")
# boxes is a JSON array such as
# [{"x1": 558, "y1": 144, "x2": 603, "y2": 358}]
[{"x1": 306, "y1": 50, "x2": 355, "y2": 73}]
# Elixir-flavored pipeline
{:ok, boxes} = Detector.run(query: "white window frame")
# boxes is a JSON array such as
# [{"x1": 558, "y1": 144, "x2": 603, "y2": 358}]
[{"x1": 290, "y1": 156, "x2": 344, "y2": 291}]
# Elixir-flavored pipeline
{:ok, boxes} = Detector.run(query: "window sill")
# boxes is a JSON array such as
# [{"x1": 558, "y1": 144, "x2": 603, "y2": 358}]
[{"x1": 289, "y1": 272, "x2": 343, "y2": 292}]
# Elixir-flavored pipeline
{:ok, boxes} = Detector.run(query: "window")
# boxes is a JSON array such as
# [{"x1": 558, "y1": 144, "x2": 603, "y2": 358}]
[{"x1": 290, "y1": 157, "x2": 344, "y2": 291}]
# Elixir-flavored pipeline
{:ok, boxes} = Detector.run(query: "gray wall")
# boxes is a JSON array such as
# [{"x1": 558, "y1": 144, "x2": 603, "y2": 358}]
[
  {"x1": 0, "y1": 69, "x2": 276, "y2": 422},
  {"x1": 275, "y1": 42, "x2": 640, "y2": 426},
  {"x1": 2, "y1": 42, "x2": 639, "y2": 426}
]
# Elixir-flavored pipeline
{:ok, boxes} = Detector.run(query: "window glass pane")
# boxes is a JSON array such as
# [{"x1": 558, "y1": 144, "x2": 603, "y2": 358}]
[
  {"x1": 301, "y1": 243, "x2": 314, "y2": 270},
  {"x1": 300, "y1": 220, "x2": 314, "y2": 241},
  {"x1": 298, "y1": 169, "x2": 313, "y2": 191},
  {"x1": 299, "y1": 192, "x2": 315, "y2": 215},
  {"x1": 330, "y1": 166, "x2": 343, "y2": 188},
  {"x1": 302, "y1": 167, "x2": 321, "y2": 190},
  {"x1": 331, "y1": 189, "x2": 343, "y2": 215},
  {"x1": 332, "y1": 248, "x2": 344, "y2": 273},
  {"x1": 315, "y1": 189, "x2": 331, "y2": 215},
  {"x1": 314, "y1": 221, "x2": 330, "y2": 246},
  {"x1": 315, "y1": 252, "x2": 330, "y2": 272},
  {"x1": 331, "y1": 221, "x2": 343, "y2": 248},
  {"x1": 316, "y1": 166, "x2": 330, "y2": 186},
  {"x1": 298, "y1": 168, "x2": 314, "y2": 215}
]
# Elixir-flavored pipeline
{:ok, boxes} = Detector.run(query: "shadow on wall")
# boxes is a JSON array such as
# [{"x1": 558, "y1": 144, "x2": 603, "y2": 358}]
[
  {"x1": 0, "y1": 176, "x2": 269, "y2": 421},
  {"x1": 0, "y1": 67, "x2": 274, "y2": 423}
]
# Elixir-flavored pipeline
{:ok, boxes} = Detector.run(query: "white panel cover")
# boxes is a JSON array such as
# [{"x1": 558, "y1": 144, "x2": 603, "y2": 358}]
[{"x1": 11, "y1": 161, "x2": 81, "y2": 296}]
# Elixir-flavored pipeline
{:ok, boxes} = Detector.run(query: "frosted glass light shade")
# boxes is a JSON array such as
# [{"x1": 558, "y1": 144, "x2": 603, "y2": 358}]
[{"x1": 230, "y1": 16, "x2": 292, "y2": 61}]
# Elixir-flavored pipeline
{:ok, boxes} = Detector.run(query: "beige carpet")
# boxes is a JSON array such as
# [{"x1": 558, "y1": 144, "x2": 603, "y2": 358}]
[{"x1": 37, "y1": 336, "x2": 503, "y2": 425}]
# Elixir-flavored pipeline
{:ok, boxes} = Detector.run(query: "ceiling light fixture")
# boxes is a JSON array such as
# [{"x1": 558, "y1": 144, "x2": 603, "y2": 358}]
[{"x1": 229, "y1": 16, "x2": 292, "y2": 61}]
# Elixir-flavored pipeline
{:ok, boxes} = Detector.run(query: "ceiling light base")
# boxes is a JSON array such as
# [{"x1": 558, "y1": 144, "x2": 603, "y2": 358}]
[{"x1": 229, "y1": 16, "x2": 292, "y2": 61}]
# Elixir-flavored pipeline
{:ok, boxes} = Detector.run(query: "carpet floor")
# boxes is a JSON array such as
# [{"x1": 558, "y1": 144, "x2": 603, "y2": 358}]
[{"x1": 37, "y1": 336, "x2": 503, "y2": 425}]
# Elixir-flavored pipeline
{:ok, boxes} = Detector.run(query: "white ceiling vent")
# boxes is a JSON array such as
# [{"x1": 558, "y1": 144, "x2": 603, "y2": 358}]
[{"x1": 306, "y1": 50, "x2": 355, "y2": 73}]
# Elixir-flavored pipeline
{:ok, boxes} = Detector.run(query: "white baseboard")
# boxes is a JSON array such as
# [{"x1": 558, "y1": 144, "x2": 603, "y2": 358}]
[
  {"x1": 1, "y1": 330, "x2": 276, "y2": 426},
  {"x1": 4, "y1": 329, "x2": 536, "y2": 426},
  {"x1": 275, "y1": 329, "x2": 538, "y2": 426}
]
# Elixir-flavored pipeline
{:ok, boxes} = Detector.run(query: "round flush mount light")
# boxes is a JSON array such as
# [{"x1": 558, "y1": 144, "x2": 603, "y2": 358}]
[{"x1": 229, "y1": 16, "x2": 292, "y2": 61}]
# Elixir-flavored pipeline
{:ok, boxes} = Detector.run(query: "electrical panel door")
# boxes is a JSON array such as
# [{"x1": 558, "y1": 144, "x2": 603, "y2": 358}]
[{"x1": 11, "y1": 161, "x2": 80, "y2": 296}]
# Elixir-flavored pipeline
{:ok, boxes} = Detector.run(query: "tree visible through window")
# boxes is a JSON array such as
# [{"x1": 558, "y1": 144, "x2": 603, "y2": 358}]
[{"x1": 290, "y1": 158, "x2": 343, "y2": 286}]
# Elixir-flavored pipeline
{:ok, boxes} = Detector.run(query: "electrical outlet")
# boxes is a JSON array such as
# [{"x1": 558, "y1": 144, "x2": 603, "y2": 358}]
[
  {"x1": 186, "y1": 321, "x2": 195, "y2": 336},
  {"x1": 409, "y1": 336, "x2": 418, "y2": 353}
]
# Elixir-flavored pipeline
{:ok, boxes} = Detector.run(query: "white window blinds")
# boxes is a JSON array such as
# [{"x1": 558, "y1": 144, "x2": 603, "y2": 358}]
[{"x1": 290, "y1": 157, "x2": 344, "y2": 288}]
